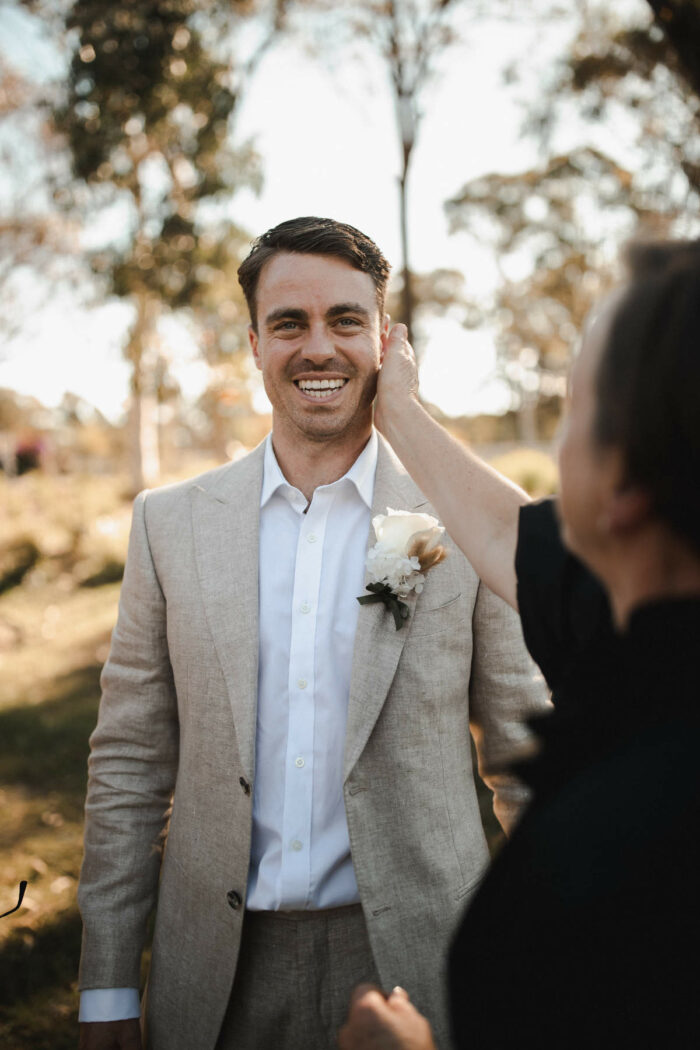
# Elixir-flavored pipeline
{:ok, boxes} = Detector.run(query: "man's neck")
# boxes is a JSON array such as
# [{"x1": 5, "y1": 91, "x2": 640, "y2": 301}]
[{"x1": 270, "y1": 424, "x2": 374, "y2": 502}]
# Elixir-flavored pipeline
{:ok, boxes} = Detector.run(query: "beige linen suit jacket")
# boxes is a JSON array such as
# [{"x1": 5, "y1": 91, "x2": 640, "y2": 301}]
[{"x1": 78, "y1": 434, "x2": 548, "y2": 1050}]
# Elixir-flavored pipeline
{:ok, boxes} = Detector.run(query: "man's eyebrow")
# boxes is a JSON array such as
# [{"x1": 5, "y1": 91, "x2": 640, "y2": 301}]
[
  {"x1": 264, "y1": 307, "x2": 309, "y2": 327},
  {"x1": 325, "y1": 303, "x2": 371, "y2": 321}
]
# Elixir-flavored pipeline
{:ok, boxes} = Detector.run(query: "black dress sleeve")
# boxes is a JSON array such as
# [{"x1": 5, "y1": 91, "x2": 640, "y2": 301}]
[{"x1": 515, "y1": 500, "x2": 617, "y2": 711}]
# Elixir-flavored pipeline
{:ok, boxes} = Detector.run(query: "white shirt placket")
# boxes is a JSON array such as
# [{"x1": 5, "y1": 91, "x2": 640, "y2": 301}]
[{"x1": 279, "y1": 489, "x2": 332, "y2": 904}]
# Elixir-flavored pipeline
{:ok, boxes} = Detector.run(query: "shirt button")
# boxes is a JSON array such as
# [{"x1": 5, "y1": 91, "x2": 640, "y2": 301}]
[
  {"x1": 295, "y1": 757, "x2": 305, "y2": 768},
  {"x1": 291, "y1": 839, "x2": 303, "y2": 852},
  {"x1": 297, "y1": 678, "x2": 308, "y2": 689},
  {"x1": 307, "y1": 533, "x2": 317, "y2": 543},
  {"x1": 300, "y1": 601, "x2": 311, "y2": 614}
]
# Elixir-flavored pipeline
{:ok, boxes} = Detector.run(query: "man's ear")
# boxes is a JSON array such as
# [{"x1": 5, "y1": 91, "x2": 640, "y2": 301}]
[
  {"x1": 380, "y1": 314, "x2": 390, "y2": 362},
  {"x1": 248, "y1": 325, "x2": 262, "y2": 371}
]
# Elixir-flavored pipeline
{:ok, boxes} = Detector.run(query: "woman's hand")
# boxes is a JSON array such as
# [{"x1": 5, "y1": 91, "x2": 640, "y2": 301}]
[{"x1": 375, "y1": 324, "x2": 420, "y2": 436}]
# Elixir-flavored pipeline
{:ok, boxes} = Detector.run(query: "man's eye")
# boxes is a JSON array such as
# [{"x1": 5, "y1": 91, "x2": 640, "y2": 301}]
[
  {"x1": 336, "y1": 317, "x2": 360, "y2": 327},
  {"x1": 276, "y1": 321, "x2": 300, "y2": 331}
]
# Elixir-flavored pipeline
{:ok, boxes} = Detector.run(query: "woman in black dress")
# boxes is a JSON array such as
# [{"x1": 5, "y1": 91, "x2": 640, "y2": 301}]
[{"x1": 339, "y1": 241, "x2": 700, "y2": 1049}]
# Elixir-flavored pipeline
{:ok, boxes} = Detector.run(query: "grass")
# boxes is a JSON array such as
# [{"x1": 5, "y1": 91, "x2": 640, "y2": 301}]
[
  {"x1": 0, "y1": 461, "x2": 520, "y2": 1045},
  {"x1": 0, "y1": 469, "x2": 137, "y2": 1047},
  {"x1": 0, "y1": 570, "x2": 120, "y2": 1047}
]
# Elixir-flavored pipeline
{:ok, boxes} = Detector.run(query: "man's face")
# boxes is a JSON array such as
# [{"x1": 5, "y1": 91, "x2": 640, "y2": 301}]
[{"x1": 248, "y1": 252, "x2": 386, "y2": 445}]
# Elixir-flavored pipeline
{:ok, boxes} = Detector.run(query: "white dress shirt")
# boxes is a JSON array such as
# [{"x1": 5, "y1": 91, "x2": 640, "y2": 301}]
[
  {"x1": 248, "y1": 430, "x2": 376, "y2": 909},
  {"x1": 79, "y1": 432, "x2": 377, "y2": 1021}
]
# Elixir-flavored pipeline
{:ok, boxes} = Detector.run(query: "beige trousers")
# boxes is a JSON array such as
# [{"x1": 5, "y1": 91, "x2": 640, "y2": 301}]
[{"x1": 215, "y1": 904, "x2": 380, "y2": 1050}]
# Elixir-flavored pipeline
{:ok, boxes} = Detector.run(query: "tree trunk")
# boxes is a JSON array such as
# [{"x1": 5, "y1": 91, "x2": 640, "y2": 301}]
[
  {"x1": 517, "y1": 390, "x2": 539, "y2": 444},
  {"x1": 398, "y1": 163, "x2": 415, "y2": 342},
  {"x1": 126, "y1": 295, "x2": 161, "y2": 495}
]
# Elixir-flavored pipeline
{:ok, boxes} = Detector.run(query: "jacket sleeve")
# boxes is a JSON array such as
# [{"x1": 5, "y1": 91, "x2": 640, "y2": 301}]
[
  {"x1": 78, "y1": 490, "x2": 179, "y2": 990},
  {"x1": 468, "y1": 579, "x2": 551, "y2": 836}
]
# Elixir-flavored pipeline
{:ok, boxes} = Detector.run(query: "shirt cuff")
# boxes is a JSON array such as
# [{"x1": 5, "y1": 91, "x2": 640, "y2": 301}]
[{"x1": 79, "y1": 987, "x2": 141, "y2": 1022}]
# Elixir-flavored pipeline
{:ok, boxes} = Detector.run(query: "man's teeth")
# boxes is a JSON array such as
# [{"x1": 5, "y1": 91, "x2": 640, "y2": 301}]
[{"x1": 296, "y1": 378, "x2": 347, "y2": 398}]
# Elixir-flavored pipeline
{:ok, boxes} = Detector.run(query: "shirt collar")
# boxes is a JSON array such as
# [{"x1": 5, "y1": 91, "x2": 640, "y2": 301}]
[{"x1": 260, "y1": 429, "x2": 378, "y2": 511}]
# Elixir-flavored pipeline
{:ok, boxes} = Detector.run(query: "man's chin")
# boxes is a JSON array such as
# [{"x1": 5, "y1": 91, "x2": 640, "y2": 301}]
[{"x1": 293, "y1": 410, "x2": 372, "y2": 444}]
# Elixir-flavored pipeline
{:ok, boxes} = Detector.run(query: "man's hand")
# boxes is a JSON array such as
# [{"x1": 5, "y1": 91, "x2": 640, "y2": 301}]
[
  {"x1": 375, "y1": 323, "x2": 419, "y2": 435},
  {"x1": 338, "y1": 984, "x2": 437, "y2": 1050},
  {"x1": 78, "y1": 1019, "x2": 142, "y2": 1050}
]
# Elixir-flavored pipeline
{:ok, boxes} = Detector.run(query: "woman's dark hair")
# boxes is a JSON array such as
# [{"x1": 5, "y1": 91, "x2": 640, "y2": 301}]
[
  {"x1": 237, "y1": 216, "x2": 391, "y2": 331},
  {"x1": 595, "y1": 239, "x2": 700, "y2": 554}
]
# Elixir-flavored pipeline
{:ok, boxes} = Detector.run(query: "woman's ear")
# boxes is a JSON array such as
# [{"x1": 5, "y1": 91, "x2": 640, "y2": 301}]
[
  {"x1": 608, "y1": 482, "x2": 653, "y2": 534},
  {"x1": 596, "y1": 448, "x2": 651, "y2": 536}
]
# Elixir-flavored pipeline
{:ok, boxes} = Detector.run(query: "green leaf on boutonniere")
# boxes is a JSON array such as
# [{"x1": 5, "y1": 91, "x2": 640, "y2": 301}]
[{"x1": 357, "y1": 582, "x2": 410, "y2": 631}]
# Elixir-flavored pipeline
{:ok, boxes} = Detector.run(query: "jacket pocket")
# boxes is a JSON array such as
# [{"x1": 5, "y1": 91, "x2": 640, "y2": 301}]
[
  {"x1": 454, "y1": 866, "x2": 489, "y2": 901},
  {"x1": 408, "y1": 592, "x2": 465, "y2": 640}
]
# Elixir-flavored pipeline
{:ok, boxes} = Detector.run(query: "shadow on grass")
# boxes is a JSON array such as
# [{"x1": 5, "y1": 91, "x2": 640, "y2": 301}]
[
  {"x1": 0, "y1": 663, "x2": 103, "y2": 1045},
  {"x1": 0, "y1": 908, "x2": 81, "y2": 1008},
  {"x1": 0, "y1": 909, "x2": 81, "y2": 1049},
  {"x1": 0, "y1": 662, "x2": 102, "y2": 832}
]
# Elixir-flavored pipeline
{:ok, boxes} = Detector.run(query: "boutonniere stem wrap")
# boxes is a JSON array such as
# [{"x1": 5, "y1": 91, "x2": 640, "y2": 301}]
[
  {"x1": 357, "y1": 509, "x2": 448, "y2": 630},
  {"x1": 358, "y1": 582, "x2": 411, "y2": 630}
]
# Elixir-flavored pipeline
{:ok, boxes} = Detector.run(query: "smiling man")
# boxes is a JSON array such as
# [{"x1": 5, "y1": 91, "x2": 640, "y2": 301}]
[{"x1": 76, "y1": 217, "x2": 548, "y2": 1050}]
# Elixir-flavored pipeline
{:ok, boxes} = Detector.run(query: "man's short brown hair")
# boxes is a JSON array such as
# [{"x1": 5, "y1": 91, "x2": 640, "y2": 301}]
[{"x1": 237, "y1": 216, "x2": 391, "y2": 331}]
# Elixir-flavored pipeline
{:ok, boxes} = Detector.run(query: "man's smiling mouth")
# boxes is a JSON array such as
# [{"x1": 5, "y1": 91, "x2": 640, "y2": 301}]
[{"x1": 294, "y1": 378, "x2": 348, "y2": 400}]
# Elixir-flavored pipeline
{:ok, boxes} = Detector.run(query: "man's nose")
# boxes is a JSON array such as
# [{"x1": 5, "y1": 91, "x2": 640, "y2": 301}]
[{"x1": 302, "y1": 325, "x2": 335, "y2": 363}]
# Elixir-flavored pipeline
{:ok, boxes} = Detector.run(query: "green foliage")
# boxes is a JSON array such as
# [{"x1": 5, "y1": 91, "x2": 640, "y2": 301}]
[
  {"x1": 49, "y1": 0, "x2": 272, "y2": 489},
  {"x1": 60, "y1": 0, "x2": 236, "y2": 190},
  {"x1": 524, "y1": 6, "x2": 700, "y2": 214},
  {"x1": 54, "y1": 0, "x2": 259, "y2": 310},
  {"x1": 445, "y1": 2, "x2": 700, "y2": 438},
  {"x1": 445, "y1": 147, "x2": 627, "y2": 421}
]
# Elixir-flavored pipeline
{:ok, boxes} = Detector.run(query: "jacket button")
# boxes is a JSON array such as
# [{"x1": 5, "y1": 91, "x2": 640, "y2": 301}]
[
  {"x1": 227, "y1": 890, "x2": 242, "y2": 910},
  {"x1": 239, "y1": 776, "x2": 251, "y2": 796}
]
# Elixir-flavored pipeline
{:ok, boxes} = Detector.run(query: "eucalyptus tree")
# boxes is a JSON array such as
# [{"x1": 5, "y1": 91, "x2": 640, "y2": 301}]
[
  {"x1": 0, "y1": 53, "x2": 81, "y2": 347},
  {"x1": 446, "y1": 148, "x2": 642, "y2": 440},
  {"x1": 361, "y1": 0, "x2": 462, "y2": 339},
  {"x1": 54, "y1": 0, "x2": 284, "y2": 491},
  {"x1": 447, "y1": 0, "x2": 700, "y2": 441},
  {"x1": 301, "y1": 0, "x2": 462, "y2": 341}
]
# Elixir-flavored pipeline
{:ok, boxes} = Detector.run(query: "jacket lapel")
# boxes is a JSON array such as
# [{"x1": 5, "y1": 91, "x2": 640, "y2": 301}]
[
  {"x1": 190, "y1": 444, "x2": 265, "y2": 784},
  {"x1": 343, "y1": 437, "x2": 428, "y2": 781}
]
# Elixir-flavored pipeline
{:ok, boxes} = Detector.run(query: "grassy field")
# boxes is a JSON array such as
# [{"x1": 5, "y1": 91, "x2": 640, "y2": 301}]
[
  {"x1": 0, "y1": 452, "x2": 552, "y2": 1047},
  {"x1": 0, "y1": 470, "x2": 130, "y2": 1048}
]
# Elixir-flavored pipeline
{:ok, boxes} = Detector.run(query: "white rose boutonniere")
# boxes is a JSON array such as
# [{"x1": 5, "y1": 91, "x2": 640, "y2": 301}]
[{"x1": 357, "y1": 508, "x2": 448, "y2": 630}]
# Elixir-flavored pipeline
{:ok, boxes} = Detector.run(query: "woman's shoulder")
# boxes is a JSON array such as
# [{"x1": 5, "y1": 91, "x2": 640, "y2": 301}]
[{"x1": 516, "y1": 499, "x2": 616, "y2": 700}]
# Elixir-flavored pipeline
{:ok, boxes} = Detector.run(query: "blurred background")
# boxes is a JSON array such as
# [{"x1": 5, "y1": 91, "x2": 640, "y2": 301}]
[{"x1": 1, "y1": 1, "x2": 699, "y2": 1046}]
